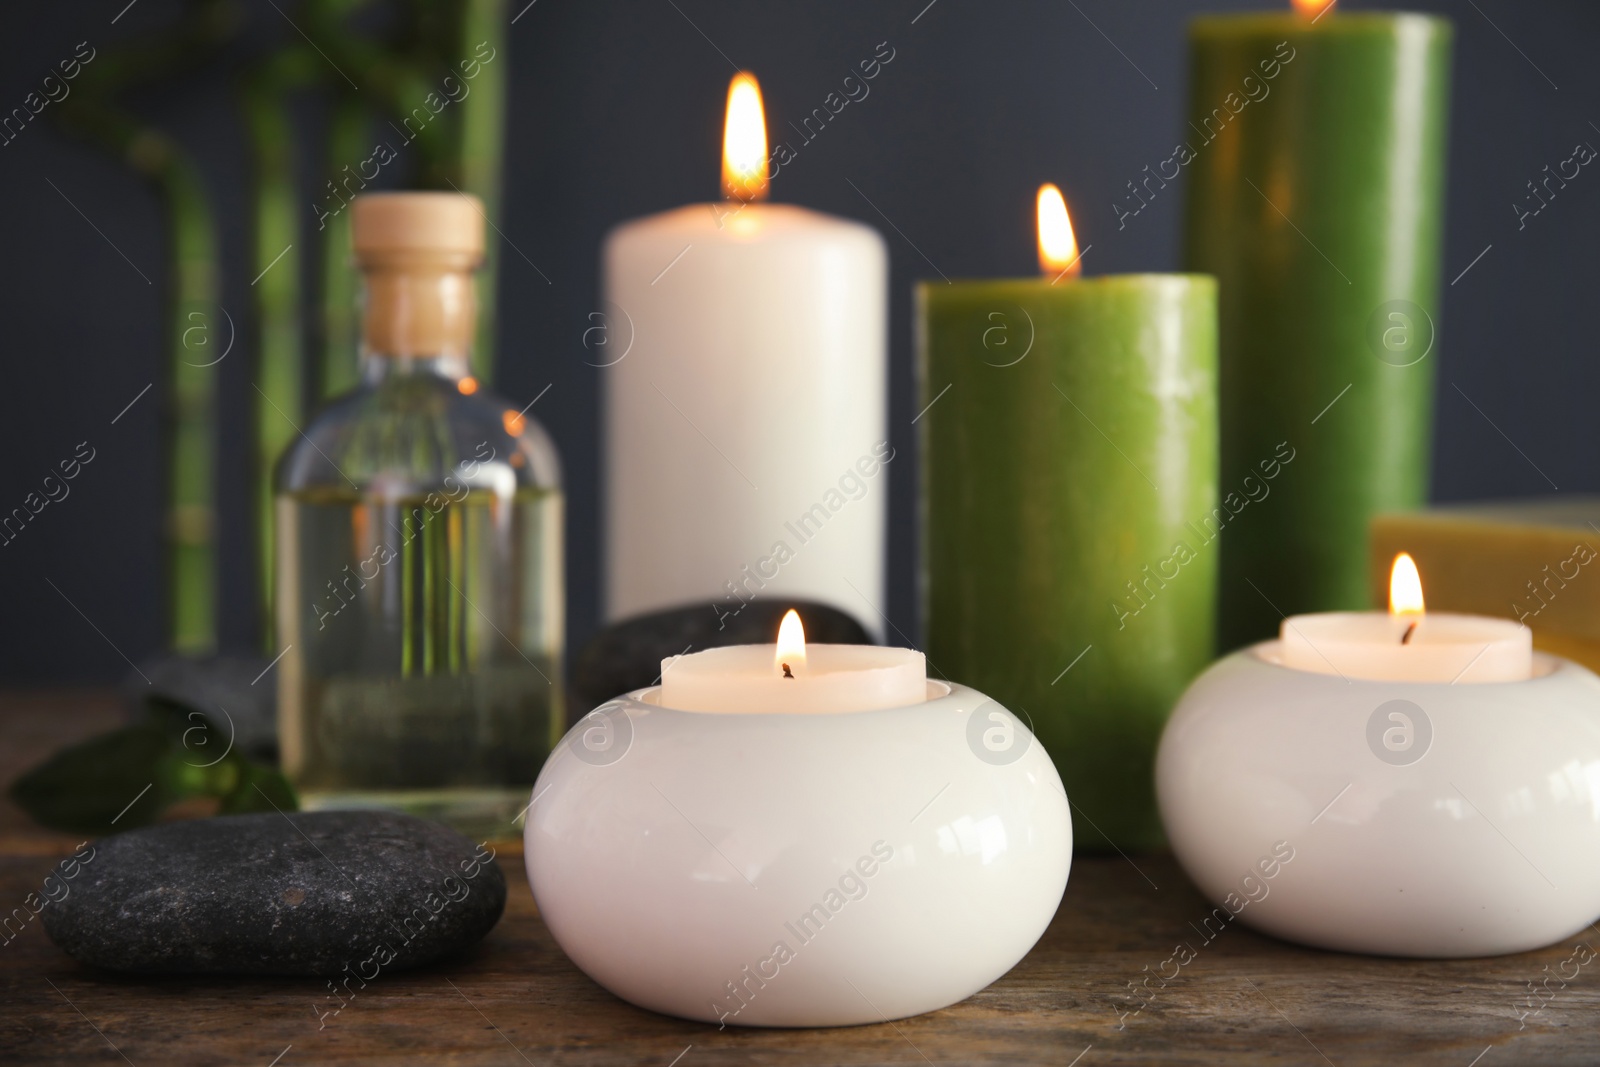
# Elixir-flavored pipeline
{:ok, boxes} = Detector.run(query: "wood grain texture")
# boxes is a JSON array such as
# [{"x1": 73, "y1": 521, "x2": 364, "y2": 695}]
[{"x1": 2, "y1": 692, "x2": 1597, "y2": 1065}]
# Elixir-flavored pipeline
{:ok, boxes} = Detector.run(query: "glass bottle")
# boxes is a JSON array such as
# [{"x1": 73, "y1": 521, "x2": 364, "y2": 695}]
[{"x1": 275, "y1": 192, "x2": 563, "y2": 840}]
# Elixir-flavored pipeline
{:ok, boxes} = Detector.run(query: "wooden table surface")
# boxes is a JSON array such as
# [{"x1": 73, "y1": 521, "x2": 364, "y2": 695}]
[{"x1": 2, "y1": 691, "x2": 1595, "y2": 1066}]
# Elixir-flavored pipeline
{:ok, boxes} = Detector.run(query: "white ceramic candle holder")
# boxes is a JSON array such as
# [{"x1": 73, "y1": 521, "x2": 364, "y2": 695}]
[
  {"x1": 524, "y1": 682, "x2": 1071, "y2": 1027},
  {"x1": 1157, "y1": 642, "x2": 1600, "y2": 958}
]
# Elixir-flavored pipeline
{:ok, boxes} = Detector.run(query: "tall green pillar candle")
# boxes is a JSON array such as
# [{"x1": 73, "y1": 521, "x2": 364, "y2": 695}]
[
  {"x1": 920, "y1": 204, "x2": 1217, "y2": 851},
  {"x1": 1183, "y1": 9, "x2": 1453, "y2": 651}
]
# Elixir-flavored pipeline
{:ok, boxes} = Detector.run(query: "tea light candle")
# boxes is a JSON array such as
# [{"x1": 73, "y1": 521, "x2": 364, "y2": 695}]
[
  {"x1": 660, "y1": 610, "x2": 926, "y2": 713},
  {"x1": 528, "y1": 608, "x2": 1072, "y2": 1026},
  {"x1": 1161, "y1": 553, "x2": 1597, "y2": 959},
  {"x1": 1279, "y1": 553, "x2": 1532, "y2": 683}
]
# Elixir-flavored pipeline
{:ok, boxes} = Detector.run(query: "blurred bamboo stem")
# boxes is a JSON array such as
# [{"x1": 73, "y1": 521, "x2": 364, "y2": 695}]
[
  {"x1": 160, "y1": 146, "x2": 221, "y2": 652},
  {"x1": 52, "y1": 0, "x2": 515, "y2": 653},
  {"x1": 458, "y1": 0, "x2": 508, "y2": 382},
  {"x1": 319, "y1": 99, "x2": 369, "y2": 399},
  {"x1": 53, "y1": 1, "x2": 233, "y2": 652},
  {"x1": 244, "y1": 75, "x2": 305, "y2": 647}
]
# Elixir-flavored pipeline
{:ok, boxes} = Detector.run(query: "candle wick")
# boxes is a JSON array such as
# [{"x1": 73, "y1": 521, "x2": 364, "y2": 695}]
[
  {"x1": 1401, "y1": 621, "x2": 1418, "y2": 645},
  {"x1": 782, "y1": 663, "x2": 794, "y2": 679}
]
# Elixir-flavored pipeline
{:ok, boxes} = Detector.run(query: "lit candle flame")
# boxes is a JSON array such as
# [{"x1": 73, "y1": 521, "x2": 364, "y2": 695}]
[
  {"x1": 775, "y1": 608, "x2": 806, "y2": 678},
  {"x1": 722, "y1": 72, "x2": 769, "y2": 203},
  {"x1": 1291, "y1": 0, "x2": 1336, "y2": 20},
  {"x1": 1037, "y1": 183, "x2": 1080, "y2": 279},
  {"x1": 1389, "y1": 552, "x2": 1425, "y2": 617}
]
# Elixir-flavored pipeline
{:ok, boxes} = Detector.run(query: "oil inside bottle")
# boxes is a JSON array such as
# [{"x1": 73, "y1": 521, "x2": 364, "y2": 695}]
[{"x1": 276, "y1": 485, "x2": 563, "y2": 840}]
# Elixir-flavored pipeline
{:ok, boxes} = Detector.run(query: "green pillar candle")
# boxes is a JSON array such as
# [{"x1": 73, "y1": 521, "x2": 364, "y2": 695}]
[
  {"x1": 920, "y1": 259, "x2": 1217, "y2": 852},
  {"x1": 1183, "y1": 10, "x2": 1453, "y2": 651}
]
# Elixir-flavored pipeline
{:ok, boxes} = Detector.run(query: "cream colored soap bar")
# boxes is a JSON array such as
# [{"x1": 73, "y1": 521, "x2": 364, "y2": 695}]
[{"x1": 1369, "y1": 499, "x2": 1600, "y2": 670}]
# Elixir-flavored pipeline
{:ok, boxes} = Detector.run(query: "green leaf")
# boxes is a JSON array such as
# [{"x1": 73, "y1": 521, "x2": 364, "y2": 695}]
[
  {"x1": 8, "y1": 696, "x2": 299, "y2": 835},
  {"x1": 217, "y1": 761, "x2": 299, "y2": 815},
  {"x1": 7, "y1": 725, "x2": 183, "y2": 836}
]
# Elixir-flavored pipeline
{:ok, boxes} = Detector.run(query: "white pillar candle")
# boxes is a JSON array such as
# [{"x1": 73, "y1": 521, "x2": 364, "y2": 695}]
[
  {"x1": 602, "y1": 72, "x2": 888, "y2": 636},
  {"x1": 1277, "y1": 553, "x2": 1532, "y2": 683},
  {"x1": 659, "y1": 609, "x2": 925, "y2": 713}
]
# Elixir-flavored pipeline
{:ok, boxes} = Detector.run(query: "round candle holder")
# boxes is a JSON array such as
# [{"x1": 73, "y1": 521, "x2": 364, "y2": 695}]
[
  {"x1": 524, "y1": 682, "x2": 1072, "y2": 1027},
  {"x1": 1157, "y1": 642, "x2": 1600, "y2": 958}
]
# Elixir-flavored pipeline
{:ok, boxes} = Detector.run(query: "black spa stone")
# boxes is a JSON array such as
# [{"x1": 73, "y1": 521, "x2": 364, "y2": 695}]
[
  {"x1": 124, "y1": 653, "x2": 280, "y2": 764},
  {"x1": 42, "y1": 811, "x2": 505, "y2": 976}
]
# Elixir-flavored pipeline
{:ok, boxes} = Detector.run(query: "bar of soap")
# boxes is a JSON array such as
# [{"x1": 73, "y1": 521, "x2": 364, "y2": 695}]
[{"x1": 1369, "y1": 499, "x2": 1600, "y2": 668}]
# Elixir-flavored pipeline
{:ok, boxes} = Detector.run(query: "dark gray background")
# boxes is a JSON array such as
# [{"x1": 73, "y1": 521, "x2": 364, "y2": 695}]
[{"x1": 0, "y1": 0, "x2": 1593, "y2": 681}]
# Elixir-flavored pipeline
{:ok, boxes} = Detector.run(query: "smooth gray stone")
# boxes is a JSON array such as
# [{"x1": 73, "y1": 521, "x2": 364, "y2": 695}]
[
  {"x1": 571, "y1": 598, "x2": 873, "y2": 713},
  {"x1": 124, "y1": 654, "x2": 279, "y2": 764},
  {"x1": 43, "y1": 811, "x2": 505, "y2": 976}
]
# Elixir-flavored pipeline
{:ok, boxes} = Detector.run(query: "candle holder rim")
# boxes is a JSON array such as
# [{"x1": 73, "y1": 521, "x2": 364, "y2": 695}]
[
  {"x1": 610, "y1": 677, "x2": 958, "y2": 716},
  {"x1": 1242, "y1": 639, "x2": 1574, "y2": 687}
]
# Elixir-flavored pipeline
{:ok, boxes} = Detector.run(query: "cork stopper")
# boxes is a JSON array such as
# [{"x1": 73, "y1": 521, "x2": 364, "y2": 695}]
[
  {"x1": 352, "y1": 193, "x2": 484, "y2": 358},
  {"x1": 352, "y1": 192, "x2": 485, "y2": 269}
]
